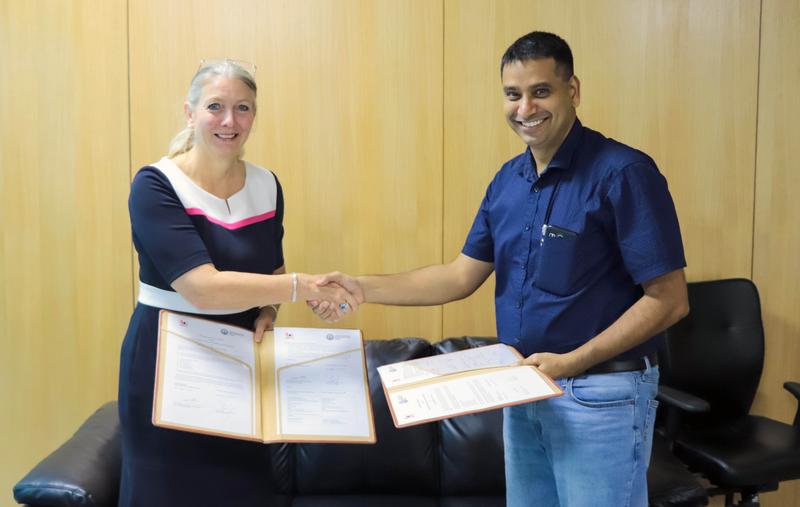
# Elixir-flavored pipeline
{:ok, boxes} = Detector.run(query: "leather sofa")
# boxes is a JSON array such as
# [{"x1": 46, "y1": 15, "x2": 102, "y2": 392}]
[{"x1": 13, "y1": 337, "x2": 706, "y2": 507}]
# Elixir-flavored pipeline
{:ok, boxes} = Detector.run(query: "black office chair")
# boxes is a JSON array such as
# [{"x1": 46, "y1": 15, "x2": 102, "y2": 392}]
[
  {"x1": 660, "y1": 278, "x2": 800, "y2": 506},
  {"x1": 648, "y1": 431, "x2": 709, "y2": 506},
  {"x1": 648, "y1": 380, "x2": 711, "y2": 507}
]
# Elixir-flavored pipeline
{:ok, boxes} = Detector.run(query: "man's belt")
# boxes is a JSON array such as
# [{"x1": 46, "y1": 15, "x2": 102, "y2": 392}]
[{"x1": 584, "y1": 352, "x2": 658, "y2": 375}]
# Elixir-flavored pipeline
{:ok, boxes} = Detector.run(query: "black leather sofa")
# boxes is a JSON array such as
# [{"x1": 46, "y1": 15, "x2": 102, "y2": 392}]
[{"x1": 13, "y1": 337, "x2": 706, "y2": 507}]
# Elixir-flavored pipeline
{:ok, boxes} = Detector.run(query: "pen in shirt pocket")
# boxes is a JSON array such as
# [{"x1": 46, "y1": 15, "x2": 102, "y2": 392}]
[{"x1": 541, "y1": 224, "x2": 578, "y2": 239}]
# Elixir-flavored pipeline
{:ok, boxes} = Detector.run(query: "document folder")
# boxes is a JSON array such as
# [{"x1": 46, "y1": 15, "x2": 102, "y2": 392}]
[
  {"x1": 153, "y1": 310, "x2": 376, "y2": 443},
  {"x1": 377, "y1": 343, "x2": 562, "y2": 428}
]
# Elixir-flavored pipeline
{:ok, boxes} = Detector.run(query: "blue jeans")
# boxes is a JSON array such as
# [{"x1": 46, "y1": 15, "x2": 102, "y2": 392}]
[{"x1": 503, "y1": 363, "x2": 659, "y2": 507}]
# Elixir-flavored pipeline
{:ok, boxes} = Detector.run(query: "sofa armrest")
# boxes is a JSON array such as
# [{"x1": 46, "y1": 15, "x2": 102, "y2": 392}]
[{"x1": 13, "y1": 401, "x2": 121, "y2": 507}]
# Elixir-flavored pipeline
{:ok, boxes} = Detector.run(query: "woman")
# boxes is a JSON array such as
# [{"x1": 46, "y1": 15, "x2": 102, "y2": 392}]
[{"x1": 119, "y1": 59, "x2": 357, "y2": 506}]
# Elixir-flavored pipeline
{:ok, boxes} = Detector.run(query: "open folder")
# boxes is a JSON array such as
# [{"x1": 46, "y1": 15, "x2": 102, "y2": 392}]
[
  {"x1": 377, "y1": 343, "x2": 562, "y2": 428},
  {"x1": 152, "y1": 310, "x2": 376, "y2": 444}
]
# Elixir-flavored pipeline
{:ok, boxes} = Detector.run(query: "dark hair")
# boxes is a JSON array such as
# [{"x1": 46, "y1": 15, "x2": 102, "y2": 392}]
[{"x1": 500, "y1": 31, "x2": 574, "y2": 80}]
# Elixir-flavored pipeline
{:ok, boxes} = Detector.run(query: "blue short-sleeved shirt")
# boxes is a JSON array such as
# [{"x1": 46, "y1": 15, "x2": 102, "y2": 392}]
[{"x1": 463, "y1": 119, "x2": 686, "y2": 360}]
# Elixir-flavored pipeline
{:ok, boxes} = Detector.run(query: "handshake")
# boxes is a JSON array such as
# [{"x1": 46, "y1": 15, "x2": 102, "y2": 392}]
[
  {"x1": 254, "y1": 272, "x2": 362, "y2": 341},
  {"x1": 304, "y1": 271, "x2": 364, "y2": 322}
]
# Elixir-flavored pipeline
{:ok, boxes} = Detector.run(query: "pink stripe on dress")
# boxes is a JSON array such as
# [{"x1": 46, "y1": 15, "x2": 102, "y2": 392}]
[{"x1": 185, "y1": 208, "x2": 276, "y2": 230}]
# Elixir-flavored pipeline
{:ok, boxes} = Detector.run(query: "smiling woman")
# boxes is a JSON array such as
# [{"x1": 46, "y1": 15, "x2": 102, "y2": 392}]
[
  {"x1": 171, "y1": 74, "x2": 257, "y2": 197},
  {"x1": 167, "y1": 59, "x2": 258, "y2": 160},
  {"x1": 117, "y1": 59, "x2": 360, "y2": 506},
  {"x1": 184, "y1": 77, "x2": 256, "y2": 156}
]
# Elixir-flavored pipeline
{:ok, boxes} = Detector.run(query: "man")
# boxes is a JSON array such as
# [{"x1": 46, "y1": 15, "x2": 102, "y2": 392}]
[{"x1": 316, "y1": 31, "x2": 688, "y2": 507}]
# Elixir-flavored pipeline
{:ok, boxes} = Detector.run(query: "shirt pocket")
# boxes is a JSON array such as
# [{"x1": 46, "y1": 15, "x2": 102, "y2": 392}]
[{"x1": 534, "y1": 224, "x2": 591, "y2": 296}]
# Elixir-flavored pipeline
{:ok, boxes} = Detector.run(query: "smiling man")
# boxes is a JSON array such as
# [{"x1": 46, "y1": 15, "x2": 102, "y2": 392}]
[
  {"x1": 314, "y1": 31, "x2": 688, "y2": 507},
  {"x1": 502, "y1": 53, "x2": 578, "y2": 170}
]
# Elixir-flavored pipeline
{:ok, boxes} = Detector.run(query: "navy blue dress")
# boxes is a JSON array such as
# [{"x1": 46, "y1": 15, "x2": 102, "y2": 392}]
[{"x1": 118, "y1": 157, "x2": 284, "y2": 506}]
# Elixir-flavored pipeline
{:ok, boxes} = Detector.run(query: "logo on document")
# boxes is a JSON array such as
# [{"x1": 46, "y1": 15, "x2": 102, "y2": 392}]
[
  {"x1": 220, "y1": 328, "x2": 229, "y2": 335},
  {"x1": 326, "y1": 333, "x2": 335, "y2": 341}
]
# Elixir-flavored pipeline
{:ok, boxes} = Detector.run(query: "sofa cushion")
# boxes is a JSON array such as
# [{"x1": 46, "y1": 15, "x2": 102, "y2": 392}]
[
  {"x1": 291, "y1": 495, "x2": 438, "y2": 507},
  {"x1": 293, "y1": 338, "x2": 440, "y2": 495},
  {"x1": 434, "y1": 338, "x2": 506, "y2": 496},
  {"x1": 440, "y1": 497, "x2": 506, "y2": 507}
]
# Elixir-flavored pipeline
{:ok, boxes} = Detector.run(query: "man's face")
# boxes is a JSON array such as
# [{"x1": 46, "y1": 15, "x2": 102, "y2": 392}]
[{"x1": 502, "y1": 58, "x2": 580, "y2": 160}]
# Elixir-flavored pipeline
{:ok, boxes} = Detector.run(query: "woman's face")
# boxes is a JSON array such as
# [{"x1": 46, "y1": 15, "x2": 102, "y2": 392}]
[{"x1": 186, "y1": 75, "x2": 256, "y2": 158}]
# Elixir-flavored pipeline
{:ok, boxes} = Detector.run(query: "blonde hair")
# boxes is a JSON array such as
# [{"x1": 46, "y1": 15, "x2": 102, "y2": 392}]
[{"x1": 167, "y1": 60, "x2": 257, "y2": 158}]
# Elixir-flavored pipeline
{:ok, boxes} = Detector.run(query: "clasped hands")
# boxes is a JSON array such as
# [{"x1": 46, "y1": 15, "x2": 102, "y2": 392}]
[
  {"x1": 306, "y1": 271, "x2": 362, "y2": 322},
  {"x1": 254, "y1": 272, "x2": 362, "y2": 342}
]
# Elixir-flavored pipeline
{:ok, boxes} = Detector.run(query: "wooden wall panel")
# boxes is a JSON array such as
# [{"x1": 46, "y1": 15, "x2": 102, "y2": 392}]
[
  {"x1": 753, "y1": 0, "x2": 800, "y2": 505},
  {"x1": 442, "y1": 0, "x2": 760, "y2": 339},
  {"x1": 129, "y1": 0, "x2": 443, "y2": 341},
  {"x1": 0, "y1": 0, "x2": 131, "y2": 497},
  {"x1": 3, "y1": 0, "x2": 799, "y2": 504}
]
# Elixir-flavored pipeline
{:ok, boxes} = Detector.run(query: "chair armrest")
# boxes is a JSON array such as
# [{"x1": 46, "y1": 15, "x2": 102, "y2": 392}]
[
  {"x1": 656, "y1": 385, "x2": 710, "y2": 442},
  {"x1": 783, "y1": 381, "x2": 800, "y2": 426},
  {"x1": 13, "y1": 401, "x2": 121, "y2": 507},
  {"x1": 657, "y1": 385, "x2": 710, "y2": 413}
]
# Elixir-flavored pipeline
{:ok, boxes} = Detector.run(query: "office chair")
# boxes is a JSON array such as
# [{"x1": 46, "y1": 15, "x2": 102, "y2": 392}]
[
  {"x1": 648, "y1": 432, "x2": 709, "y2": 506},
  {"x1": 648, "y1": 381, "x2": 711, "y2": 507},
  {"x1": 660, "y1": 278, "x2": 800, "y2": 506}
]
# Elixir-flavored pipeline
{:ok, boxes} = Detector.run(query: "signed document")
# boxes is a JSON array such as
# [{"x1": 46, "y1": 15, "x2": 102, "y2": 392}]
[
  {"x1": 272, "y1": 327, "x2": 373, "y2": 439},
  {"x1": 153, "y1": 310, "x2": 375, "y2": 444},
  {"x1": 377, "y1": 343, "x2": 562, "y2": 428}
]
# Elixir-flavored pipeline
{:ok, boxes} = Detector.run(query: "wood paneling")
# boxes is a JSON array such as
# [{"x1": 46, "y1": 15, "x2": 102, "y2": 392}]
[
  {"x1": 443, "y1": 0, "x2": 760, "y2": 338},
  {"x1": 753, "y1": 0, "x2": 800, "y2": 504},
  {"x1": 129, "y1": 0, "x2": 444, "y2": 341},
  {"x1": 0, "y1": 0, "x2": 131, "y2": 497},
  {"x1": 3, "y1": 0, "x2": 800, "y2": 504}
]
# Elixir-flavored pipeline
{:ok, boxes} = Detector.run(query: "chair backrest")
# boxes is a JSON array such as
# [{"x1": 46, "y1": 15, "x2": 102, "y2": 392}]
[{"x1": 661, "y1": 278, "x2": 764, "y2": 423}]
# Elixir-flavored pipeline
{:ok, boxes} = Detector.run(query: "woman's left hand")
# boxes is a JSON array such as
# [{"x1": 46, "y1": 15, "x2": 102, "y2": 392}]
[{"x1": 254, "y1": 305, "x2": 278, "y2": 343}]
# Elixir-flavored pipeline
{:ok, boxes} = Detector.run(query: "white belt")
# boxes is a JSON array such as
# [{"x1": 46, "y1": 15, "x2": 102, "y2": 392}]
[{"x1": 137, "y1": 281, "x2": 250, "y2": 315}]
